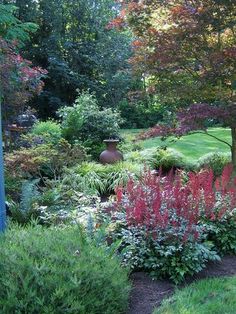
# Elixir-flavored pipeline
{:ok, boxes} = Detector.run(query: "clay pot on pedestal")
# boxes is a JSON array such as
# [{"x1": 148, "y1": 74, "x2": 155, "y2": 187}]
[{"x1": 99, "y1": 139, "x2": 123, "y2": 164}]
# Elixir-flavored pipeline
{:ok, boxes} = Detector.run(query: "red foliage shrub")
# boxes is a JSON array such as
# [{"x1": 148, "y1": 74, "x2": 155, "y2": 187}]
[
  {"x1": 0, "y1": 38, "x2": 47, "y2": 120},
  {"x1": 115, "y1": 164, "x2": 236, "y2": 241}
]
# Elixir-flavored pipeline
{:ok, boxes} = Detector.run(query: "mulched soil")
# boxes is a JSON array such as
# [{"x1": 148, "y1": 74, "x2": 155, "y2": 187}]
[{"x1": 127, "y1": 256, "x2": 236, "y2": 314}]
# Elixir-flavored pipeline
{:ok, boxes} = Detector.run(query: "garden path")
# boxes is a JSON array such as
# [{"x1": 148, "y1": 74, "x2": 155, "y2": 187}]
[{"x1": 127, "y1": 256, "x2": 236, "y2": 314}]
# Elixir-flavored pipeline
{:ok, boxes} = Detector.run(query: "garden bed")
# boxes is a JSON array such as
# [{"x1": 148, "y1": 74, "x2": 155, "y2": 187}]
[{"x1": 128, "y1": 255, "x2": 236, "y2": 314}]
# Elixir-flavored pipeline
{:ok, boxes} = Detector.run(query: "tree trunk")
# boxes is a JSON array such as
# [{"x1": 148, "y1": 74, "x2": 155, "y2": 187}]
[{"x1": 231, "y1": 127, "x2": 236, "y2": 169}]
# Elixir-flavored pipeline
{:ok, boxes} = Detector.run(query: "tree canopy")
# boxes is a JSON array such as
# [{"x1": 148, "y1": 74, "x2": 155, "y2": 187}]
[
  {"x1": 1, "y1": 0, "x2": 135, "y2": 118},
  {"x1": 0, "y1": 4, "x2": 38, "y2": 43},
  {"x1": 0, "y1": 3, "x2": 47, "y2": 121},
  {"x1": 111, "y1": 0, "x2": 236, "y2": 105},
  {"x1": 112, "y1": 0, "x2": 236, "y2": 165}
]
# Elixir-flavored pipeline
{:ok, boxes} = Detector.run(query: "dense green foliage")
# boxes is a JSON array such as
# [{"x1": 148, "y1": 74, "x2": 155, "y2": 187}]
[
  {"x1": 197, "y1": 152, "x2": 231, "y2": 177},
  {"x1": 154, "y1": 276, "x2": 236, "y2": 314},
  {"x1": 205, "y1": 218, "x2": 236, "y2": 255},
  {"x1": 30, "y1": 120, "x2": 62, "y2": 145},
  {"x1": 118, "y1": 99, "x2": 164, "y2": 129},
  {"x1": 0, "y1": 3, "x2": 37, "y2": 43},
  {"x1": 0, "y1": 225, "x2": 130, "y2": 313},
  {"x1": 59, "y1": 92, "x2": 123, "y2": 158},
  {"x1": 1, "y1": 0, "x2": 136, "y2": 118},
  {"x1": 70, "y1": 161, "x2": 142, "y2": 195}
]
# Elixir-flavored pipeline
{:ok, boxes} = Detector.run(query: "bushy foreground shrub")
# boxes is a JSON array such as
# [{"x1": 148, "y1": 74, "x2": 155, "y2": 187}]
[
  {"x1": 197, "y1": 152, "x2": 231, "y2": 177},
  {"x1": 105, "y1": 165, "x2": 236, "y2": 283},
  {"x1": 0, "y1": 225, "x2": 130, "y2": 314}
]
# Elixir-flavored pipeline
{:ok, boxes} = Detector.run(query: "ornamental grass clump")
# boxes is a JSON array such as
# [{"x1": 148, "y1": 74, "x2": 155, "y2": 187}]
[{"x1": 112, "y1": 165, "x2": 236, "y2": 283}]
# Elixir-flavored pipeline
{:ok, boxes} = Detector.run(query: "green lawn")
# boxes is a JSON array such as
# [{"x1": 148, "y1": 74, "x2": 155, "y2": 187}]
[
  {"x1": 122, "y1": 127, "x2": 231, "y2": 162},
  {"x1": 153, "y1": 276, "x2": 236, "y2": 314}
]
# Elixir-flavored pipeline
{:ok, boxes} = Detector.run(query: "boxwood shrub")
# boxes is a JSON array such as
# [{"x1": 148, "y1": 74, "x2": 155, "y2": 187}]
[{"x1": 0, "y1": 225, "x2": 130, "y2": 314}]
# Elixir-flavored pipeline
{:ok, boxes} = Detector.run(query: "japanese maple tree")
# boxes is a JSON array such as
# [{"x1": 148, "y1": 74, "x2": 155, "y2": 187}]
[
  {"x1": 0, "y1": 38, "x2": 47, "y2": 121},
  {"x1": 0, "y1": 4, "x2": 47, "y2": 122},
  {"x1": 110, "y1": 1, "x2": 236, "y2": 166}
]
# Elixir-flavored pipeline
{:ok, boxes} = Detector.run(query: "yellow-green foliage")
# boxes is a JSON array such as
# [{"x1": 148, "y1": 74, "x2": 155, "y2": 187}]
[{"x1": 69, "y1": 161, "x2": 142, "y2": 194}]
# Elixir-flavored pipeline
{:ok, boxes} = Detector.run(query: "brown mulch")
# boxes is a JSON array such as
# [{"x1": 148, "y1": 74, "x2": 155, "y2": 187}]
[{"x1": 127, "y1": 256, "x2": 236, "y2": 314}]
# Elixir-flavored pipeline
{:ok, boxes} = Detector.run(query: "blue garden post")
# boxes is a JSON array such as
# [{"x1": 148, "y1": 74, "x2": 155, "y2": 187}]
[{"x1": 0, "y1": 96, "x2": 6, "y2": 232}]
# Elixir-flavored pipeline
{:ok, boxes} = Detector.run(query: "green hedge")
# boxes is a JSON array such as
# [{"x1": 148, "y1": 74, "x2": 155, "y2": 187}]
[{"x1": 0, "y1": 225, "x2": 130, "y2": 314}]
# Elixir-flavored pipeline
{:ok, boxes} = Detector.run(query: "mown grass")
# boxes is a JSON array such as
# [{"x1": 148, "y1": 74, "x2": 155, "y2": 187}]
[
  {"x1": 121, "y1": 127, "x2": 231, "y2": 162},
  {"x1": 153, "y1": 276, "x2": 236, "y2": 314}
]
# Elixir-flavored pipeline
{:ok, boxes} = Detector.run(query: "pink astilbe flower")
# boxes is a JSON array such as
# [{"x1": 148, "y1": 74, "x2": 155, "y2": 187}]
[{"x1": 115, "y1": 165, "x2": 236, "y2": 241}]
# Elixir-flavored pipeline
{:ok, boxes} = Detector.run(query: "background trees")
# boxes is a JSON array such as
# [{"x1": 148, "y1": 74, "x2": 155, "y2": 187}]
[
  {"x1": 1, "y1": 0, "x2": 165, "y2": 128},
  {"x1": 112, "y1": 0, "x2": 236, "y2": 165},
  {"x1": 111, "y1": 0, "x2": 235, "y2": 104},
  {"x1": 1, "y1": 0, "x2": 134, "y2": 118},
  {"x1": 0, "y1": 4, "x2": 46, "y2": 122}
]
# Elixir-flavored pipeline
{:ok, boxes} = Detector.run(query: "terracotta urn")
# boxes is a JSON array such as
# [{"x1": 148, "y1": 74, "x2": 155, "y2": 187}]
[{"x1": 99, "y1": 139, "x2": 123, "y2": 164}]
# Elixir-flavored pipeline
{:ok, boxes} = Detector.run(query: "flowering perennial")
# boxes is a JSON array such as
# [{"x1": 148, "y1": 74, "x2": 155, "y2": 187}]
[{"x1": 115, "y1": 164, "x2": 236, "y2": 241}]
